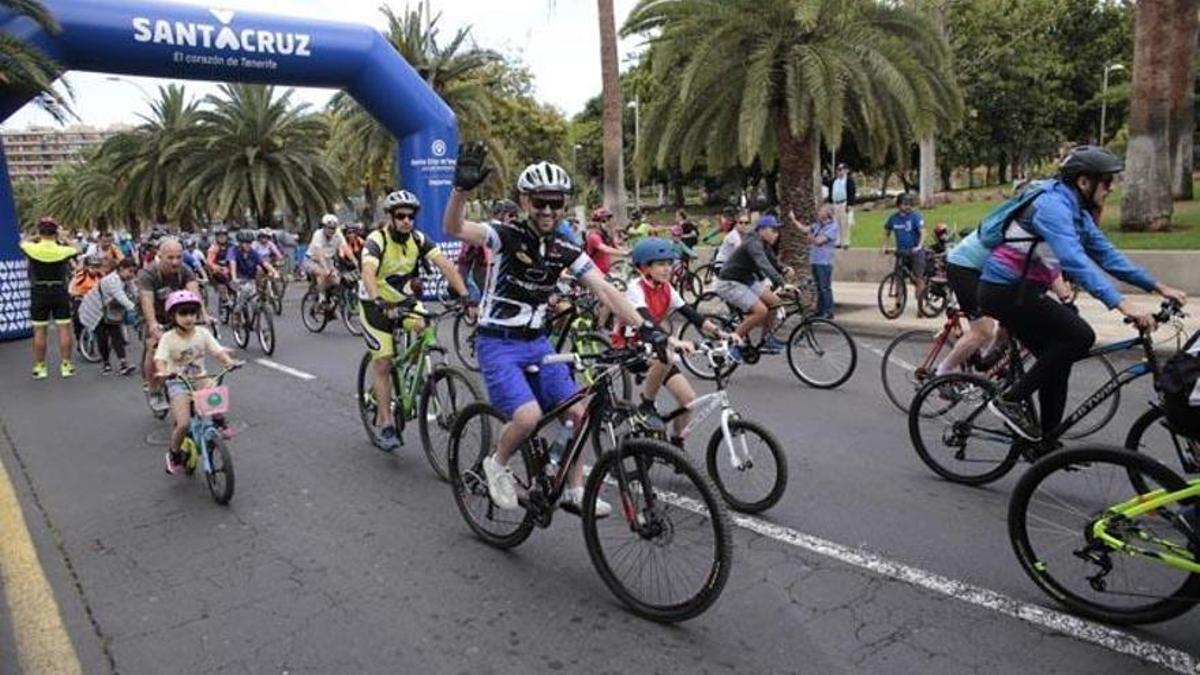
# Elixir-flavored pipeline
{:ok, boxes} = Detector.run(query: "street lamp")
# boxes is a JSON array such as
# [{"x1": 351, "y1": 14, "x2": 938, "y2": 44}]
[
  {"x1": 1099, "y1": 63, "x2": 1125, "y2": 145},
  {"x1": 572, "y1": 143, "x2": 582, "y2": 171},
  {"x1": 627, "y1": 96, "x2": 640, "y2": 210}
]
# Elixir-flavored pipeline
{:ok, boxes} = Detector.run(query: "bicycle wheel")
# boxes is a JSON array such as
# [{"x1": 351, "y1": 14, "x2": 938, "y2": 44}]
[
  {"x1": 677, "y1": 271, "x2": 703, "y2": 305},
  {"x1": 677, "y1": 314, "x2": 737, "y2": 381},
  {"x1": 694, "y1": 263, "x2": 718, "y2": 286},
  {"x1": 880, "y1": 329, "x2": 940, "y2": 414},
  {"x1": 300, "y1": 289, "x2": 329, "y2": 333},
  {"x1": 1060, "y1": 353, "x2": 1120, "y2": 440},
  {"x1": 705, "y1": 417, "x2": 787, "y2": 514},
  {"x1": 231, "y1": 308, "x2": 250, "y2": 349},
  {"x1": 908, "y1": 373, "x2": 1022, "y2": 485},
  {"x1": 917, "y1": 284, "x2": 948, "y2": 318},
  {"x1": 341, "y1": 293, "x2": 363, "y2": 336},
  {"x1": 419, "y1": 366, "x2": 482, "y2": 482},
  {"x1": 256, "y1": 309, "x2": 275, "y2": 355},
  {"x1": 785, "y1": 318, "x2": 857, "y2": 389},
  {"x1": 356, "y1": 352, "x2": 401, "y2": 450},
  {"x1": 582, "y1": 438, "x2": 732, "y2": 623},
  {"x1": 1125, "y1": 406, "x2": 1200, "y2": 492},
  {"x1": 448, "y1": 403, "x2": 536, "y2": 549},
  {"x1": 77, "y1": 329, "x2": 101, "y2": 363},
  {"x1": 452, "y1": 312, "x2": 480, "y2": 372},
  {"x1": 204, "y1": 432, "x2": 235, "y2": 505},
  {"x1": 270, "y1": 278, "x2": 285, "y2": 315},
  {"x1": 877, "y1": 272, "x2": 906, "y2": 319},
  {"x1": 1009, "y1": 446, "x2": 1200, "y2": 625}
]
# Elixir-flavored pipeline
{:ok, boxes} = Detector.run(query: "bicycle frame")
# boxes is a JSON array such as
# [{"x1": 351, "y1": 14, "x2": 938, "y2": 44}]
[
  {"x1": 1092, "y1": 481, "x2": 1200, "y2": 574},
  {"x1": 389, "y1": 322, "x2": 441, "y2": 419}
]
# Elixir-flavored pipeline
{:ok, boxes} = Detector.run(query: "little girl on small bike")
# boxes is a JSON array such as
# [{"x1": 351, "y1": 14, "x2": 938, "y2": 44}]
[
  {"x1": 612, "y1": 238, "x2": 731, "y2": 447},
  {"x1": 153, "y1": 290, "x2": 241, "y2": 475}
]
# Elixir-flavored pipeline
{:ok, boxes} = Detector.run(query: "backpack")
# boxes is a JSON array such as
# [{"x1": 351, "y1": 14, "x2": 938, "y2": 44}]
[
  {"x1": 1158, "y1": 330, "x2": 1200, "y2": 439},
  {"x1": 977, "y1": 181, "x2": 1050, "y2": 250}
]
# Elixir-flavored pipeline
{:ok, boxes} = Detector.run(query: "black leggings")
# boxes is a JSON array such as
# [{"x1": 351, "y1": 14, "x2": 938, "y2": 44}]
[
  {"x1": 978, "y1": 281, "x2": 1095, "y2": 434},
  {"x1": 96, "y1": 321, "x2": 128, "y2": 364}
]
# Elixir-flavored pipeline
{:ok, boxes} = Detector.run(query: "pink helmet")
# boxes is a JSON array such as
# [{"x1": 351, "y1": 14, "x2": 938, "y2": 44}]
[{"x1": 165, "y1": 289, "x2": 203, "y2": 314}]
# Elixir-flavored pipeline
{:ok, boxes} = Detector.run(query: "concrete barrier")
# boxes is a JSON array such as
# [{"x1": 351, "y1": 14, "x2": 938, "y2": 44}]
[{"x1": 831, "y1": 248, "x2": 1200, "y2": 294}]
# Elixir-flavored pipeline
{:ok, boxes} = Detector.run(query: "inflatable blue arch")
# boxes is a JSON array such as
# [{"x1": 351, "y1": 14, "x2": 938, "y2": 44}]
[{"x1": 0, "y1": 0, "x2": 459, "y2": 340}]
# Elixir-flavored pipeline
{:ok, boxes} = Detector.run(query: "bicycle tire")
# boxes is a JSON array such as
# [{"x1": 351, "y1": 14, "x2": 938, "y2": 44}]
[
  {"x1": 448, "y1": 402, "x2": 536, "y2": 549},
  {"x1": 341, "y1": 293, "x2": 363, "y2": 336},
  {"x1": 908, "y1": 372, "x2": 1022, "y2": 485},
  {"x1": 582, "y1": 438, "x2": 732, "y2": 623},
  {"x1": 880, "y1": 329, "x2": 939, "y2": 414},
  {"x1": 256, "y1": 309, "x2": 275, "y2": 355},
  {"x1": 418, "y1": 366, "x2": 482, "y2": 482},
  {"x1": 204, "y1": 432, "x2": 235, "y2": 505},
  {"x1": 877, "y1": 272, "x2": 906, "y2": 320},
  {"x1": 271, "y1": 278, "x2": 285, "y2": 316},
  {"x1": 917, "y1": 284, "x2": 947, "y2": 318},
  {"x1": 677, "y1": 270, "x2": 703, "y2": 305},
  {"x1": 677, "y1": 314, "x2": 737, "y2": 381},
  {"x1": 232, "y1": 308, "x2": 250, "y2": 349},
  {"x1": 78, "y1": 329, "x2": 101, "y2": 363},
  {"x1": 705, "y1": 417, "x2": 787, "y2": 514},
  {"x1": 785, "y1": 317, "x2": 857, "y2": 389},
  {"x1": 1124, "y1": 405, "x2": 1200, "y2": 492},
  {"x1": 300, "y1": 290, "x2": 329, "y2": 333},
  {"x1": 356, "y1": 352, "x2": 402, "y2": 450},
  {"x1": 452, "y1": 312, "x2": 480, "y2": 372},
  {"x1": 1008, "y1": 446, "x2": 1200, "y2": 625},
  {"x1": 1060, "y1": 352, "x2": 1120, "y2": 440}
]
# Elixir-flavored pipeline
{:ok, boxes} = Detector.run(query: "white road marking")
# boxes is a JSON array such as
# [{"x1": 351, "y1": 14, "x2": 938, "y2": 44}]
[
  {"x1": 862, "y1": 340, "x2": 917, "y2": 372},
  {"x1": 657, "y1": 491, "x2": 1197, "y2": 673},
  {"x1": 254, "y1": 358, "x2": 316, "y2": 381}
]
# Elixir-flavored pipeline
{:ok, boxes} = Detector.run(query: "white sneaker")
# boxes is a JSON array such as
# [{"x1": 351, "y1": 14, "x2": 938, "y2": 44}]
[
  {"x1": 560, "y1": 487, "x2": 612, "y2": 519},
  {"x1": 482, "y1": 455, "x2": 519, "y2": 510}
]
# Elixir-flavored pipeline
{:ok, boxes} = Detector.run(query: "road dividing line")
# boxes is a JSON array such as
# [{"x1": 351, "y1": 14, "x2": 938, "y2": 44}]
[
  {"x1": 254, "y1": 358, "x2": 316, "y2": 380},
  {"x1": 0, "y1": 453, "x2": 82, "y2": 675},
  {"x1": 659, "y1": 491, "x2": 1197, "y2": 674}
]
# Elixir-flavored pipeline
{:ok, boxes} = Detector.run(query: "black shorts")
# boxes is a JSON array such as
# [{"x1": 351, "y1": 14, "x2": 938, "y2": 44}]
[
  {"x1": 30, "y1": 287, "x2": 71, "y2": 325},
  {"x1": 946, "y1": 263, "x2": 982, "y2": 319},
  {"x1": 896, "y1": 250, "x2": 927, "y2": 280}
]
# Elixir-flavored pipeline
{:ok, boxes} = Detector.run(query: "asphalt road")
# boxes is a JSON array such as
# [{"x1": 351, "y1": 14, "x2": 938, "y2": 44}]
[{"x1": 0, "y1": 286, "x2": 1194, "y2": 674}]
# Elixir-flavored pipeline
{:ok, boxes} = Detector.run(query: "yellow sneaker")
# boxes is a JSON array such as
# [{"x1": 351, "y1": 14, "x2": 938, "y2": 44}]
[
  {"x1": 181, "y1": 438, "x2": 199, "y2": 474},
  {"x1": 60, "y1": 361, "x2": 76, "y2": 378},
  {"x1": 32, "y1": 362, "x2": 48, "y2": 380}
]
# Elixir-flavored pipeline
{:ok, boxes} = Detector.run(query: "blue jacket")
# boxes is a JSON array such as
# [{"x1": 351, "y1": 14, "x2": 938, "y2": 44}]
[{"x1": 980, "y1": 179, "x2": 1156, "y2": 309}]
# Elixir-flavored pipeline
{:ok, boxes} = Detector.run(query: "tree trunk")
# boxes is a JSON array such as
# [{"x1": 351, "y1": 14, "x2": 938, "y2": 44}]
[
  {"x1": 918, "y1": 133, "x2": 936, "y2": 207},
  {"x1": 775, "y1": 108, "x2": 814, "y2": 270},
  {"x1": 671, "y1": 167, "x2": 685, "y2": 207},
  {"x1": 1123, "y1": 0, "x2": 1178, "y2": 231},
  {"x1": 597, "y1": 0, "x2": 626, "y2": 229},
  {"x1": 1168, "y1": 0, "x2": 1199, "y2": 201}
]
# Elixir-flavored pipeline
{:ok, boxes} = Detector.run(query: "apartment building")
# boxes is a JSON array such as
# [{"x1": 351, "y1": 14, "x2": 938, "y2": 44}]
[{"x1": 2, "y1": 125, "x2": 126, "y2": 183}]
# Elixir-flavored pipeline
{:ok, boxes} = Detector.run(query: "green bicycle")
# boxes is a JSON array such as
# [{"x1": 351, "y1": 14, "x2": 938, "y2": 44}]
[
  {"x1": 356, "y1": 300, "x2": 482, "y2": 480},
  {"x1": 1008, "y1": 444, "x2": 1200, "y2": 625}
]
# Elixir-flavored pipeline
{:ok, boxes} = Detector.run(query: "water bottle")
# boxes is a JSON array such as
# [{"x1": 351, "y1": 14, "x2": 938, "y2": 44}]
[{"x1": 545, "y1": 420, "x2": 575, "y2": 475}]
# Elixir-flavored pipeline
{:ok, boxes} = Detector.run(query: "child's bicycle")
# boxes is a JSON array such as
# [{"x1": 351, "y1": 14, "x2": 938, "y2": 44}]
[
  {"x1": 355, "y1": 300, "x2": 482, "y2": 480},
  {"x1": 592, "y1": 340, "x2": 787, "y2": 513},
  {"x1": 164, "y1": 364, "x2": 242, "y2": 505},
  {"x1": 1008, "y1": 444, "x2": 1200, "y2": 625}
]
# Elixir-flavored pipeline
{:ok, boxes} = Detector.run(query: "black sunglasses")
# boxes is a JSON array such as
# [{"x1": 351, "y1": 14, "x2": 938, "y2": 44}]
[
  {"x1": 530, "y1": 197, "x2": 565, "y2": 211},
  {"x1": 390, "y1": 212, "x2": 415, "y2": 221},
  {"x1": 737, "y1": 219, "x2": 750, "y2": 225}
]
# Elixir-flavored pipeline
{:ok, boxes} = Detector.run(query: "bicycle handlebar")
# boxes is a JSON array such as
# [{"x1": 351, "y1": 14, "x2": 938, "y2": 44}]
[{"x1": 1121, "y1": 300, "x2": 1187, "y2": 330}]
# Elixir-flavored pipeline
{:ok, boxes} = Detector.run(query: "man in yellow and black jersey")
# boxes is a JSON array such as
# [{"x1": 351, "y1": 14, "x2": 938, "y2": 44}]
[
  {"x1": 20, "y1": 216, "x2": 80, "y2": 379},
  {"x1": 359, "y1": 189, "x2": 470, "y2": 451}
]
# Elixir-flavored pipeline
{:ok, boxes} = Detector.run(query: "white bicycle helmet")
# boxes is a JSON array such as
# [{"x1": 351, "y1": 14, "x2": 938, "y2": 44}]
[
  {"x1": 383, "y1": 190, "x2": 421, "y2": 213},
  {"x1": 517, "y1": 161, "x2": 572, "y2": 194},
  {"x1": 320, "y1": 213, "x2": 339, "y2": 227}
]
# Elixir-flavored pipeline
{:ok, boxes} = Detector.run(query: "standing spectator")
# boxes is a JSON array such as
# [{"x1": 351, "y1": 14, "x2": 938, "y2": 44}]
[
  {"x1": 79, "y1": 257, "x2": 139, "y2": 375},
  {"x1": 68, "y1": 254, "x2": 105, "y2": 344},
  {"x1": 791, "y1": 206, "x2": 839, "y2": 318},
  {"x1": 830, "y1": 163, "x2": 857, "y2": 248},
  {"x1": 881, "y1": 192, "x2": 927, "y2": 303},
  {"x1": 22, "y1": 217, "x2": 79, "y2": 379},
  {"x1": 86, "y1": 231, "x2": 124, "y2": 269}
]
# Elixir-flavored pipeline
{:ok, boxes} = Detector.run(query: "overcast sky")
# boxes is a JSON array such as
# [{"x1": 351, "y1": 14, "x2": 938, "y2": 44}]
[{"x1": 2, "y1": 0, "x2": 641, "y2": 130}]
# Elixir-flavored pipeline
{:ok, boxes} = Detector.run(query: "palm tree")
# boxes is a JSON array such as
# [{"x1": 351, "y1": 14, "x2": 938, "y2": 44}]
[
  {"x1": 326, "y1": 3, "x2": 504, "y2": 211},
  {"x1": 598, "y1": 0, "x2": 627, "y2": 227},
  {"x1": 37, "y1": 150, "x2": 122, "y2": 230},
  {"x1": 99, "y1": 84, "x2": 202, "y2": 224},
  {"x1": 623, "y1": 0, "x2": 961, "y2": 265},
  {"x1": 0, "y1": 0, "x2": 71, "y2": 122},
  {"x1": 177, "y1": 83, "x2": 340, "y2": 227}
]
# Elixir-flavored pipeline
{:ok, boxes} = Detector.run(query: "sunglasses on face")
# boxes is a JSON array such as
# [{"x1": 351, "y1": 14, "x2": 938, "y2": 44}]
[
  {"x1": 390, "y1": 212, "x2": 415, "y2": 222},
  {"x1": 737, "y1": 220, "x2": 750, "y2": 225},
  {"x1": 530, "y1": 197, "x2": 565, "y2": 212}
]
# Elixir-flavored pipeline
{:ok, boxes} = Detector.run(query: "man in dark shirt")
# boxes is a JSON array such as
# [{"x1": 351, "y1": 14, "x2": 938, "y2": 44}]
[
  {"x1": 138, "y1": 237, "x2": 202, "y2": 407},
  {"x1": 715, "y1": 214, "x2": 796, "y2": 360}
]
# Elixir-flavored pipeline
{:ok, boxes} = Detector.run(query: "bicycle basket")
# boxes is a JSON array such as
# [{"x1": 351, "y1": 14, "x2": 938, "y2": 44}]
[
  {"x1": 1159, "y1": 329, "x2": 1200, "y2": 439},
  {"x1": 194, "y1": 386, "x2": 230, "y2": 416}
]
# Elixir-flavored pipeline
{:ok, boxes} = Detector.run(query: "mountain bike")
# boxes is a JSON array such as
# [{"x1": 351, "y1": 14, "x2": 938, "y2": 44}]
[
  {"x1": 877, "y1": 248, "x2": 933, "y2": 319},
  {"x1": 300, "y1": 271, "x2": 362, "y2": 336},
  {"x1": 592, "y1": 341, "x2": 787, "y2": 513},
  {"x1": 355, "y1": 300, "x2": 481, "y2": 480},
  {"x1": 264, "y1": 271, "x2": 286, "y2": 316},
  {"x1": 916, "y1": 251, "x2": 952, "y2": 318},
  {"x1": 682, "y1": 286, "x2": 857, "y2": 389},
  {"x1": 163, "y1": 364, "x2": 242, "y2": 505},
  {"x1": 1008, "y1": 445, "x2": 1200, "y2": 625},
  {"x1": 447, "y1": 345, "x2": 732, "y2": 623},
  {"x1": 229, "y1": 280, "x2": 275, "y2": 355},
  {"x1": 907, "y1": 301, "x2": 1187, "y2": 486},
  {"x1": 880, "y1": 303, "x2": 1120, "y2": 433}
]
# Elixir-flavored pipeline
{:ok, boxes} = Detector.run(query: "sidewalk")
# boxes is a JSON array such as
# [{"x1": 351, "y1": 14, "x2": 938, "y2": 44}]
[{"x1": 829, "y1": 281, "x2": 1198, "y2": 351}]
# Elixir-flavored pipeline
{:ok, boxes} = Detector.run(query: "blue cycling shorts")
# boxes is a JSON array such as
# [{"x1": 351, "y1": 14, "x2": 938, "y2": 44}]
[{"x1": 477, "y1": 334, "x2": 578, "y2": 419}]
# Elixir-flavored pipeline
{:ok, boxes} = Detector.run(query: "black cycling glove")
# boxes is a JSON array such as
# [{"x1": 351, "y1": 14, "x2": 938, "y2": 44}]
[
  {"x1": 453, "y1": 141, "x2": 492, "y2": 191},
  {"x1": 637, "y1": 320, "x2": 670, "y2": 358}
]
